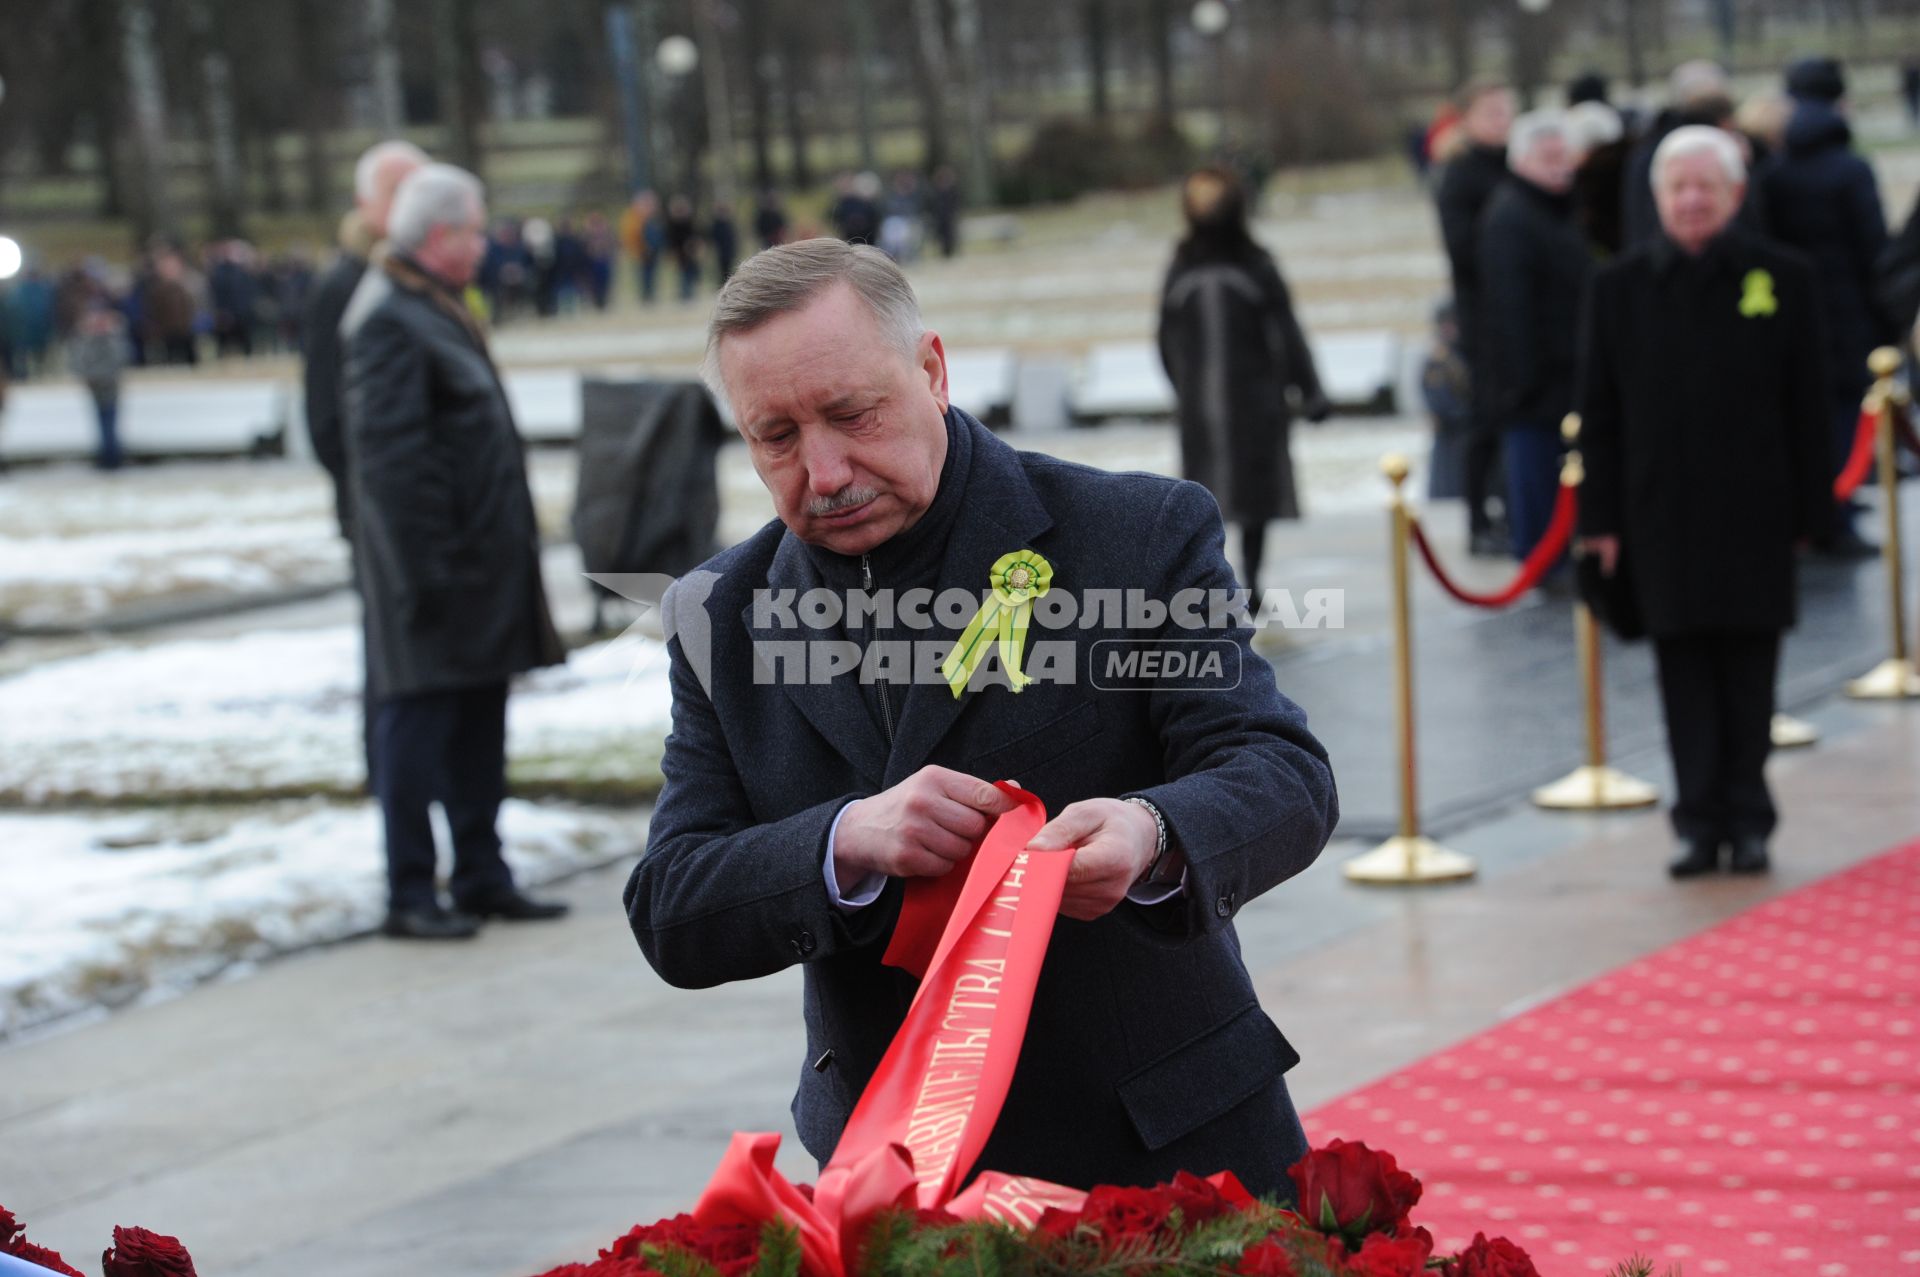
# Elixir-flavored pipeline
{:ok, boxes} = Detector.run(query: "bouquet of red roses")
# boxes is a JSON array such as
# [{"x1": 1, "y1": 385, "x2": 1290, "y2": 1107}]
[
  {"x1": 1, "y1": 1207, "x2": 197, "y2": 1277},
  {"x1": 523, "y1": 1139, "x2": 1604, "y2": 1277}
]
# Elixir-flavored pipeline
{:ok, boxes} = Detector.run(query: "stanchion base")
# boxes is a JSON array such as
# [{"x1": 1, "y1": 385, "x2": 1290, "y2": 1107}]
[
  {"x1": 1343, "y1": 836, "x2": 1478, "y2": 885},
  {"x1": 1530, "y1": 765, "x2": 1660, "y2": 810},
  {"x1": 1770, "y1": 714, "x2": 1820, "y2": 748},
  {"x1": 1845, "y1": 658, "x2": 1920, "y2": 700}
]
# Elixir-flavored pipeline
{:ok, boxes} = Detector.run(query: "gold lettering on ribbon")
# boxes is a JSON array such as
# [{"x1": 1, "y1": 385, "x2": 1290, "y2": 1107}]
[{"x1": 901, "y1": 855, "x2": 1032, "y2": 1190}]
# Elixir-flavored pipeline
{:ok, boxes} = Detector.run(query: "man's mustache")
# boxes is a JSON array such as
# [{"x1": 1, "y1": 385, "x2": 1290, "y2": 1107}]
[{"x1": 807, "y1": 486, "x2": 881, "y2": 517}]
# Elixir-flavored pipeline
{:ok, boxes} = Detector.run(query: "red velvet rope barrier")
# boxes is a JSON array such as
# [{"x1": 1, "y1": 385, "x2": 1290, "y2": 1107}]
[
  {"x1": 1408, "y1": 481, "x2": 1578, "y2": 609},
  {"x1": 1834, "y1": 405, "x2": 1880, "y2": 502}
]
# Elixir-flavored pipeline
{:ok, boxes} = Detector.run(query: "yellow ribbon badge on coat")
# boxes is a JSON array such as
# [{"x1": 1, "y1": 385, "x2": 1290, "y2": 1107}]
[
  {"x1": 941, "y1": 549, "x2": 1054, "y2": 697},
  {"x1": 1739, "y1": 269, "x2": 1778, "y2": 318}
]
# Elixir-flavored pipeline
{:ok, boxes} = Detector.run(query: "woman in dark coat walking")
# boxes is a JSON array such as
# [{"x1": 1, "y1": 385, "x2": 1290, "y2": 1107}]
[{"x1": 1157, "y1": 167, "x2": 1327, "y2": 589}]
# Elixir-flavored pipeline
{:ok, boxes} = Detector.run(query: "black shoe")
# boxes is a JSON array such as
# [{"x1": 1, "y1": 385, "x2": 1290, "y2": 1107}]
[
  {"x1": 1668, "y1": 839, "x2": 1722, "y2": 879},
  {"x1": 382, "y1": 905, "x2": 482, "y2": 940},
  {"x1": 1728, "y1": 836, "x2": 1772, "y2": 875},
  {"x1": 458, "y1": 890, "x2": 570, "y2": 921}
]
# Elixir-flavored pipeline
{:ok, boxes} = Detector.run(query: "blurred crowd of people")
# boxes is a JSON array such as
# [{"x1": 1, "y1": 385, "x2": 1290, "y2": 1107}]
[
  {"x1": 1419, "y1": 55, "x2": 1910, "y2": 563},
  {"x1": 0, "y1": 241, "x2": 317, "y2": 382}
]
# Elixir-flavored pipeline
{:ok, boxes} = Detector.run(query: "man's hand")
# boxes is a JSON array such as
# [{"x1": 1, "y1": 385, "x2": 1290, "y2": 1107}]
[
  {"x1": 1026, "y1": 799, "x2": 1160, "y2": 922},
  {"x1": 1579, "y1": 534, "x2": 1620, "y2": 577},
  {"x1": 833, "y1": 766, "x2": 1018, "y2": 891}
]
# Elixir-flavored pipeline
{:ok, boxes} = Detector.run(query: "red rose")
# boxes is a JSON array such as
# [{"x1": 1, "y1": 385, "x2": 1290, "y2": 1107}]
[
  {"x1": 101, "y1": 1225, "x2": 198, "y2": 1277},
  {"x1": 603, "y1": 1215, "x2": 761, "y2": 1276},
  {"x1": 1441, "y1": 1233, "x2": 1542, "y2": 1277},
  {"x1": 1287, "y1": 1140, "x2": 1423, "y2": 1241},
  {"x1": 1161, "y1": 1171, "x2": 1249, "y2": 1227},
  {"x1": 13, "y1": 1239, "x2": 88, "y2": 1277},
  {"x1": 1346, "y1": 1228, "x2": 1434, "y2": 1277},
  {"x1": 529, "y1": 1262, "x2": 660, "y2": 1277},
  {"x1": 1237, "y1": 1237, "x2": 1304, "y2": 1276},
  {"x1": 1, "y1": 1207, "x2": 20, "y2": 1245},
  {"x1": 1074, "y1": 1184, "x2": 1175, "y2": 1240}
]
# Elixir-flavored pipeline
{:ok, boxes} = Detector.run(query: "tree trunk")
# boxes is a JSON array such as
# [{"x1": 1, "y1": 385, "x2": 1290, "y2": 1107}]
[
  {"x1": 1148, "y1": 0, "x2": 1176, "y2": 130},
  {"x1": 949, "y1": 0, "x2": 994, "y2": 205},
  {"x1": 1621, "y1": 0, "x2": 1647, "y2": 87},
  {"x1": 1085, "y1": 0, "x2": 1111, "y2": 121},
  {"x1": 845, "y1": 0, "x2": 878, "y2": 172},
  {"x1": 692, "y1": 0, "x2": 740, "y2": 208},
  {"x1": 254, "y1": 121, "x2": 289, "y2": 214},
  {"x1": 365, "y1": 0, "x2": 405, "y2": 133},
  {"x1": 192, "y1": 0, "x2": 248, "y2": 238},
  {"x1": 297, "y1": 0, "x2": 332, "y2": 212},
  {"x1": 742, "y1": 0, "x2": 776, "y2": 192},
  {"x1": 121, "y1": 0, "x2": 176, "y2": 242},
  {"x1": 908, "y1": 0, "x2": 951, "y2": 172},
  {"x1": 1442, "y1": 0, "x2": 1473, "y2": 89},
  {"x1": 778, "y1": 36, "x2": 814, "y2": 188},
  {"x1": 431, "y1": 0, "x2": 484, "y2": 177}
]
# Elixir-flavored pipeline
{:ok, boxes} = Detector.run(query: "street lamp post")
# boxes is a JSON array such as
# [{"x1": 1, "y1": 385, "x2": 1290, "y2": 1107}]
[
  {"x1": 656, "y1": 35, "x2": 699, "y2": 195},
  {"x1": 1190, "y1": 0, "x2": 1230, "y2": 151}
]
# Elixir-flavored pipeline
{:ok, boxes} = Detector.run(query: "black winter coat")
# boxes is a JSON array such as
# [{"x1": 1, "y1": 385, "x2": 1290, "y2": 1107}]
[
  {"x1": 1157, "y1": 243, "x2": 1324, "y2": 524},
  {"x1": 1477, "y1": 178, "x2": 1592, "y2": 429},
  {"x1": 1762, "y1": 101, "x2": 1892, "y2": 399},
  {"x1": 631, "y1": 409, "x2": 1338, "y2": 1197},
  {"x1": 301, "y1": 251, "x2": 367, "y2": 534},
  {"x1": 341, "y1": 257, "x2": 565, "y2": 699},
  {"x1": 1434, "y1": 143, "x2": 1509, "y2": 359},
  {"x1": 1576, "y1": 231, "x2": 1831, "y2": 636}
]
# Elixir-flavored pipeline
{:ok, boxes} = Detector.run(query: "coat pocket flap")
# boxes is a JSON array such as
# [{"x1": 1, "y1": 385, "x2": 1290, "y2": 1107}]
[{"x1": 1115, "y1": 1003, "x2": 1300, "y2": 1152}]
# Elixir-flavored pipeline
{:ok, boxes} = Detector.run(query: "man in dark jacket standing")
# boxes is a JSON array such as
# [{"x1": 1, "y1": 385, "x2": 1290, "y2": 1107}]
[
  {"x1": 302, "y1": 140, "x2": 428, "y2": 539},
  {"x1": 1434, "y1": 79, "x2": 1516, "y2": 556},
  {"x1": 342, "y1": 164, "x2": 570, "y2": 940},
  {"x1": 629, "y1": 240, "x2": 1338, "y2": 1197},
  {"x1": 1478, "y1": 109, "x2": 1590, "y2": 561},
  {"x1": 1762, "y1": 57, "x2": 1891, "y2": 557},
  {"x1": 1577, "y1": 127, "x2": 1830, "y2": 881}
]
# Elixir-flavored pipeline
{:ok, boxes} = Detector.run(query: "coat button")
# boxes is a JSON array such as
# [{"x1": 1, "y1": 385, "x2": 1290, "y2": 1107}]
[
  {"x1": 812, "y1": 1048, "x2": 835, "y2": 1073},
  {"x1": 1215, "y1": 893, "x2": 1234, "y2": 918},
  {"x1": 790, "y1": 929, "x2": 817, "y2": 957}
]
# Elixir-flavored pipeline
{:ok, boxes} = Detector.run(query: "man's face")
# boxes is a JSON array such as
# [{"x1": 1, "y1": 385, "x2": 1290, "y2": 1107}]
[
  {"x1": 1465, "y1": 90, "x2": 1516, "y2": 147},
  {"x1": 1655, "y1": 148, "x2": 1742, "y2": 253},
  {"x1": 1514, "y1": 133, "x2": 1575, "y2": 195},
  {"x1": 719, "y1": 282, "x2": 950, "y2": 556},
  {"x1": 424, "y1": 200, "x2": 488, "y2": 287}
]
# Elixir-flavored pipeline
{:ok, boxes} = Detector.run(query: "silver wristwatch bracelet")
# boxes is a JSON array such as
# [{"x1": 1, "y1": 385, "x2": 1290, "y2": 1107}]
[{"x1": 1123, "y1": 796, "x2": 1171, "y2": 884}]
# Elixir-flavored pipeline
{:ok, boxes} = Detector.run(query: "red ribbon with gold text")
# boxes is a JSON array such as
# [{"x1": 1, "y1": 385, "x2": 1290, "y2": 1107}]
[{"x1": 691, "y1": 785, "x2": 1088, "y2": 1275}]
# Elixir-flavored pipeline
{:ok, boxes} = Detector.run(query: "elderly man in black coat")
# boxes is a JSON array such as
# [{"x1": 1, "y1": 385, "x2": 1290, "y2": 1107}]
[
  {"x1": 1434, "y1": 79, "x2": 1518, "y2": 556},
  {"x1": 342, "y1": 163, "x2": 569, "y2": 940},
  {"x1": 1577, "y1": 127, "x2": 1831, "y2": 880},
  {"x1": 1478, "y1": 108, "x2": 1591, "y2": 562},
  {"x1": 627, "y1": 240, "x2": 1338, "y2": 1198}
]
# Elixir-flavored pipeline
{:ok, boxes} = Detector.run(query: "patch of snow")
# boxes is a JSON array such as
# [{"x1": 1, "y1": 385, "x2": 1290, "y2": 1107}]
[{"x1": 0, "y1": 799, "x2": 644, "y2": 1037}]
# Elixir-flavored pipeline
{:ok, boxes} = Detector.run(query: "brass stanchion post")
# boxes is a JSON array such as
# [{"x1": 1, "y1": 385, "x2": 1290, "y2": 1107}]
[
  {"x1": 1533, "y1": 414, "x2": 1659, "y2": 810},
  {"x1": 1345, "y1": 454, "x2": 1477, "y2": 884},
  {"x1": 1846, "y1": 347, "x2": 1920, "y2": 699}
]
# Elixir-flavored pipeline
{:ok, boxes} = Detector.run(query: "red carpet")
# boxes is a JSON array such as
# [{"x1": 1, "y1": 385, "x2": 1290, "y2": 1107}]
[{"x1": 1306, "y1": 840, "x2": 1920, "y2": 1276}]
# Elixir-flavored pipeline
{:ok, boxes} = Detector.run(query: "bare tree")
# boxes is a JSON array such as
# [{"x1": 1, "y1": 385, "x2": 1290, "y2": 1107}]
[
  {"x1": 122, "y1": 0, "x2": 177, "y2": 241},
  {"x1": 1085, "y1": 0, "x2": 1112, "y2": 120}
]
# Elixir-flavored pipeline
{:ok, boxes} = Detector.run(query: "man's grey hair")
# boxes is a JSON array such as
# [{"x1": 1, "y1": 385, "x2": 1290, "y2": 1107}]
[
  {"x1": 354, "y1": 139, "x2": 430, "y2": 206},
  {"x1": 1507, "y1": 109, "x2": 1574, "y2": 167},
  {"x1": 701, "y1": 238, "x2": 924, "y2": 404},
  {"x1": 1652, "y1": 125, "x2": 1746, "y2": 187},
  {"x1": 1668, "y1": 59, "x2": 1730, "y2": 110},
  {"x1": 387, "y1": 163, "x2": 486, "y2": 253}
]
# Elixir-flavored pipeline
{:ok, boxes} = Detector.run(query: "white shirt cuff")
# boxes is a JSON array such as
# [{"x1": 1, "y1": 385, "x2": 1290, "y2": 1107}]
[
  {"x1": 1125, "y1": 865, "x2": 1189, "y2": 907},
  {"x1": 824, "y1": 802, "x2": 886, "y2": 911}
]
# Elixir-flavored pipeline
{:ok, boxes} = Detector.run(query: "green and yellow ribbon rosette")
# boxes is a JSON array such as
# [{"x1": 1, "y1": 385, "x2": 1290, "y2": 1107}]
[{"x1": 941, "y1": 549, "x2": 1054, "y2": 697}]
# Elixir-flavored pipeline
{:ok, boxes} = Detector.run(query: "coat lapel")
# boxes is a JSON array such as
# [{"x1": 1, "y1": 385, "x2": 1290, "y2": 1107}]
[
  {"x1": 883, "y1": 424, "x2": 1054, "y2": 785},
  {"x1": 741, "y1": 532, "x2": 891, "y2": 788}
]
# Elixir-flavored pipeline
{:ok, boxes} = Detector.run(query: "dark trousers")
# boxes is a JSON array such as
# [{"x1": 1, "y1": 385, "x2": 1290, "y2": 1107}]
[
  {"x1": 1504, "y1": 424, "x2": 1563, "y2": 559},
  {"x1": 1652, "y1": 631, "x2": 1781, "y2": 844},
  {"x1": 1463, "y1": 423, "x2": 1504, "y2": 537},
  {"x1": 92, "y1": 395, "x2": 123, "y2": 471},
  {"x1": 373, "y1": 682, "x2": 516, "y2": 912}
]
